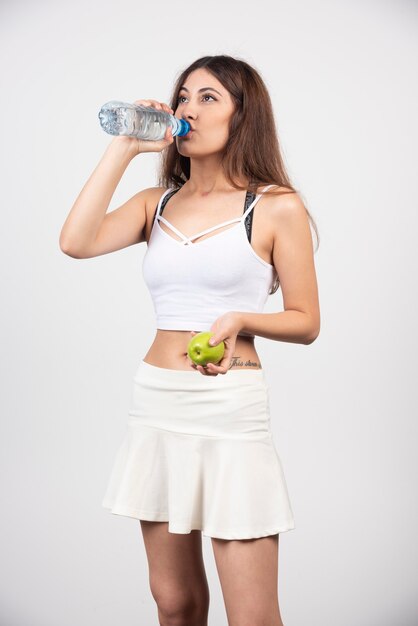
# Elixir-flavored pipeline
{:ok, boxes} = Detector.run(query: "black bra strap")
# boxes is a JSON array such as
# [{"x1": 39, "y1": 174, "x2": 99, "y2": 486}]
[
  {"x1": 153, "y1": 188, "x2": 179, "y2": 222},
  {"x1": 243, "y1": 191, "x2": 256, "y2": 243}
]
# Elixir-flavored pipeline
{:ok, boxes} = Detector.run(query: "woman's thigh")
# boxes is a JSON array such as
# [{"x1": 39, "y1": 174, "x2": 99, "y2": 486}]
[
  {"x1": 211, "y1": 534, "x2": 282, "y2": 626},
  {"x1": 140, "y1": 520, "x2": 210, "y2": 613}
]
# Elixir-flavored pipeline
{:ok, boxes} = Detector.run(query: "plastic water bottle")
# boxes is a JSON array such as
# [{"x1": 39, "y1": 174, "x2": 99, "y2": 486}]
[{"x1": 98, "y1": 100, "x2": 191, "y2": 140}]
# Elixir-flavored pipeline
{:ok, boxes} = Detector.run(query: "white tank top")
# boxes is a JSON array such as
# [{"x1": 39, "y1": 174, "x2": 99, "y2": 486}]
[{"x1": 142, "y1": 184, "x2": 277, "y2": 338}]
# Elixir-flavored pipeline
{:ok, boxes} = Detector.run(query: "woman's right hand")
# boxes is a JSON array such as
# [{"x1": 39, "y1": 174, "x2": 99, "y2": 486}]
[{"x1": 110, "y1": 99, "x2": 175, "y2": 157}]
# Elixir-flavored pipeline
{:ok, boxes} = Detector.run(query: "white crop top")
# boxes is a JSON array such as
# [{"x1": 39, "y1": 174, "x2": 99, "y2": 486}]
[{"x1": 142, "y1": 184, "x2": 277, "y2": 338}]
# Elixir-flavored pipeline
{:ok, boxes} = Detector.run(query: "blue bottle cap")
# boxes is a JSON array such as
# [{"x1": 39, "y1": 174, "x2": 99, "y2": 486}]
[{"x1": 177, "y1": 119, "x2": 191, "y2": 137}]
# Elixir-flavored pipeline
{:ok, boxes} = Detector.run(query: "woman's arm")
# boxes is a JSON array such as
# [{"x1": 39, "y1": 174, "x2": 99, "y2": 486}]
[
  {"x1": 237, "y1": 193, "x2": 320, "y2": 344},
  {"x1": 236, "y1": 310, "x2": 318, "y2": 344},
  {"x1": 59, "y1": 138, "x2": 142, "y2": 258}
]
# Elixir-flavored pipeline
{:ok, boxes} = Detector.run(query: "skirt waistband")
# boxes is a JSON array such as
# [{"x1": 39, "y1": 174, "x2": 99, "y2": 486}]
[
  {"x1": 129, "y1": 360, "x2": 271, "y2": 439},
  {"x1": 138, "y1": 359, "x2": 267, "y2": 385}
]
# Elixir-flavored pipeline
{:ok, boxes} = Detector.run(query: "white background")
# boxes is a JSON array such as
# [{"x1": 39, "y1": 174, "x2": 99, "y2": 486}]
[{"x1": 1, "y1": 0, "x2": 417, "y2": 624}]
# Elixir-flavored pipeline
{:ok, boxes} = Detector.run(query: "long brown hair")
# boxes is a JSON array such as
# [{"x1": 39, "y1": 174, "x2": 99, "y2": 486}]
[{"x1": 157, "y1": 55, "x2": 319, "y2": 295}]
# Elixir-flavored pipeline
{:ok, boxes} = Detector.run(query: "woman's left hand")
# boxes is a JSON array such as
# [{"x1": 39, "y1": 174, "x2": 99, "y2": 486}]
[{"x1": 190, "y1": 312, "x2": 242, "y2": 376}]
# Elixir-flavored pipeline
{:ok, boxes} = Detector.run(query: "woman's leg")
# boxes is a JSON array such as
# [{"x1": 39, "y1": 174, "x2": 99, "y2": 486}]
[
  {"x1": 140, "y1": 520, "x2": 210, "y2": 626},
  {"x1": 211, "y1": 533, "x2": 284, "y2": 626}
]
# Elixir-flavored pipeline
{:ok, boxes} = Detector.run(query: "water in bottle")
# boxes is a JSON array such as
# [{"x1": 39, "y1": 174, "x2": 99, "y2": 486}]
[{"x1": 98, "y1": 100, "x2": 191, "y2": 140}]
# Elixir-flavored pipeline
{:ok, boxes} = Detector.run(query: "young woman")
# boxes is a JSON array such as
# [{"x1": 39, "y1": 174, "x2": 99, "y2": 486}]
[{"x1": 60, "y1": 55, "x2": 320, "y2": 626}]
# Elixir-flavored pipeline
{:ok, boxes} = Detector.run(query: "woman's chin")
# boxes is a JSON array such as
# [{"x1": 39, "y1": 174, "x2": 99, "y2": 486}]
[{"x1": 177, "y1": 145, "x2": 196, "y2": 156}]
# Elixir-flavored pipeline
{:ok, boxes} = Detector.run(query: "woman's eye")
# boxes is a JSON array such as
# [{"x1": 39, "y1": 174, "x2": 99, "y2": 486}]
[{"x1": 177, "y1": 94, "x2": 215, "y2": 103}]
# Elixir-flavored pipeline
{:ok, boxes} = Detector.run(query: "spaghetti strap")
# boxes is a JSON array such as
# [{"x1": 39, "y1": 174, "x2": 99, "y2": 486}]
[
  {"x1": 242, "y1": 185, "x2": 277, "y2": 221},
  {"x1": 157, "y1": 215, "x2": 191, "y2": 244},
  {"x1": 184, "y1": 217, "x2": 243, "y2": 243},
  {"x1": 155, "y1": 188, "x2": 176, "y2": 219}
]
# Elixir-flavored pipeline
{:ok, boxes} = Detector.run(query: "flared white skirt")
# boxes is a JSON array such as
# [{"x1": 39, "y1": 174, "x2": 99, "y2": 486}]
[{"x1": 102, "y1": 360, "x2": 295, "y2": 540}]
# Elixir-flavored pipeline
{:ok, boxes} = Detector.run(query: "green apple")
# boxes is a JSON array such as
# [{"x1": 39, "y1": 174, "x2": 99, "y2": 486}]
[{"x1": 187, "y1": 331, "x2": 225, "y2": 366}]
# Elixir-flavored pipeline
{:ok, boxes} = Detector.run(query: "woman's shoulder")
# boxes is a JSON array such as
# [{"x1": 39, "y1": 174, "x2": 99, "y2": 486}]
[
  {"x1": 256, "y1": 185, "x2": 301, "y2": 219},
  {"x1": 145, "y1": 186, "x2": 178, "y2": 207},
  {"x1": 144, "y1": 186, "x2": 182, "y2": 221}
]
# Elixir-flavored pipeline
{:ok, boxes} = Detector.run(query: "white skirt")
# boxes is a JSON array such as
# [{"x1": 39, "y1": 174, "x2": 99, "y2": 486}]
[{"x1": 102, "y1": 360, "x2": 295, "y2": 540}]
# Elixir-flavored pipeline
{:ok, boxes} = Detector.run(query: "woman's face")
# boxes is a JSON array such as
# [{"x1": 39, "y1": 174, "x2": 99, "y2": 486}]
[{"x1": 174, "y1": 68, "x2": 235, "y2": 157}]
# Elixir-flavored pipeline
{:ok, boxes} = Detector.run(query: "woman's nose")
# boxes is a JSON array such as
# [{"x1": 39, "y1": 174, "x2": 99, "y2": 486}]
[{"x1": 181, "y1": 102, "x2": 197, "y2": 119}]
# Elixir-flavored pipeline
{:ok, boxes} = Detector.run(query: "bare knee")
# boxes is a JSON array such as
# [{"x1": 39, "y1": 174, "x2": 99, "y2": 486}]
[{"x1": 151, "y1": 580, "x2": 209, "y2": 626}]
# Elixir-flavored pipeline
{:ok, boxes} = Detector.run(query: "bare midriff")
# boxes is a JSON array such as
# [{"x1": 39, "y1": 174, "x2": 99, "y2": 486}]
[{"x1": 143, "y1": 330, "x2": 262, "y2": 371}]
